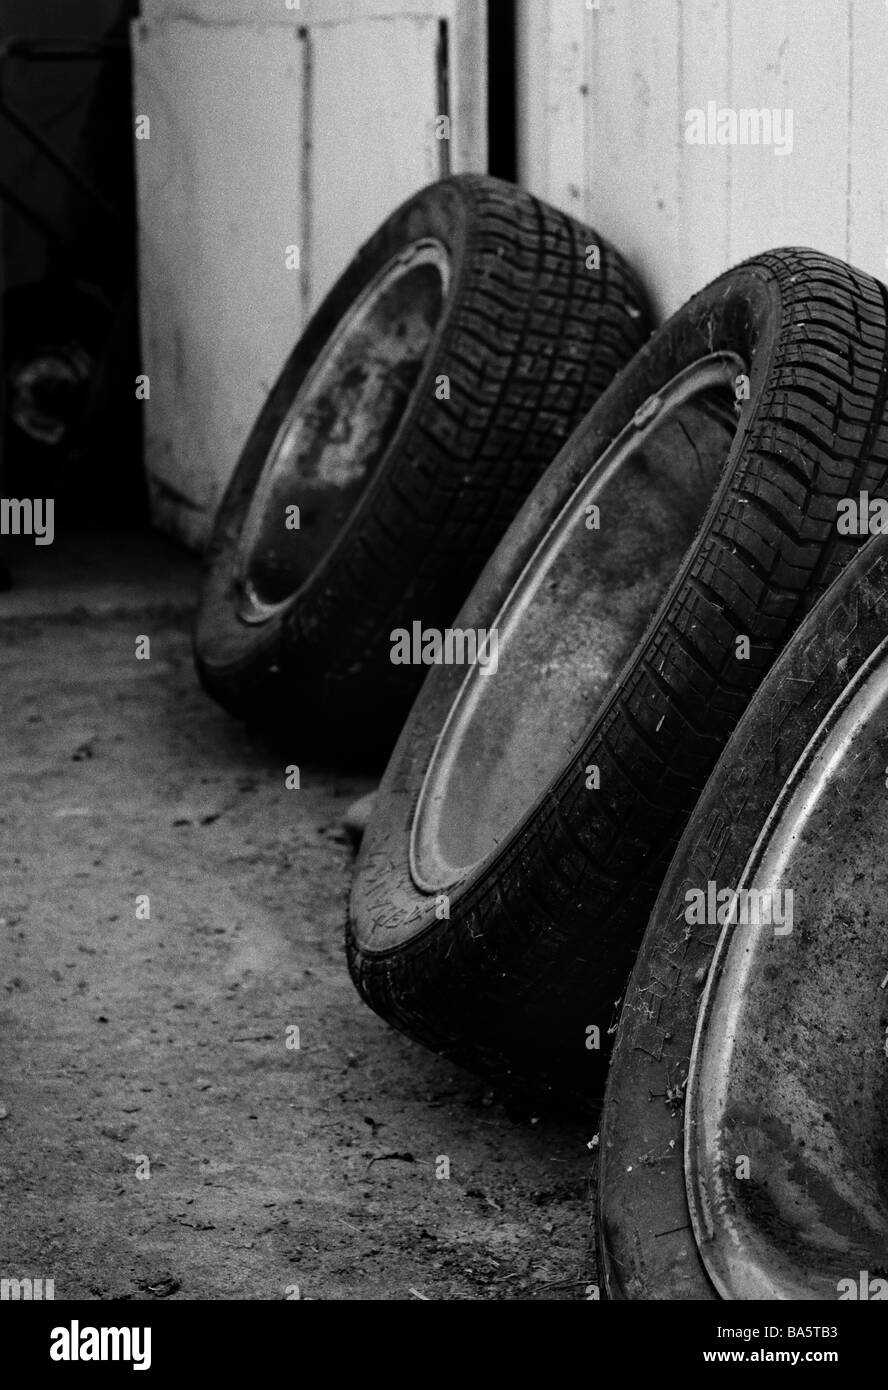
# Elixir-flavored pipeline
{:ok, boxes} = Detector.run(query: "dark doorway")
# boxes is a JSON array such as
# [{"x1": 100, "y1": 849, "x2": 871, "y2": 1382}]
[
  {"x1": 487, "y1": 0, "x2": 517, "y2": 182},
  {"x1": 1, "y1": 0, "x2": 144, "y2": 546}
]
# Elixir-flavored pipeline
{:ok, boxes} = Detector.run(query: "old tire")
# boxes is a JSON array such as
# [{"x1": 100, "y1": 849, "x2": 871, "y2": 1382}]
[
  {"x1": 194, "y1": 174, "x2": 649, "y2": 760},
  {"x1": 599, "y1": 533, "x2": 888, "y2": 1300},
  {"x1": 348, "y1": 249, "x2": 888, "y2": 1097}
]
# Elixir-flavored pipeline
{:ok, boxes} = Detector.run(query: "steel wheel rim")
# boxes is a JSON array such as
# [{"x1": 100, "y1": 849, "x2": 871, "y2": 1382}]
[
  {"x1": 686, "y1": 641, "x2": 888, "y2": 1300},
  {"x1": 409, "y1": 351, "x2": 747, "y2": 894},
  {"x1": 235, "y1": 238, "x2": 450, "y2": 623}
]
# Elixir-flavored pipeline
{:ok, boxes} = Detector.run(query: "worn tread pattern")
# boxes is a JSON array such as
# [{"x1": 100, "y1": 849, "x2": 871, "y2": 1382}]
[
  {"x1": 349, "y1": 248, "x2": 888, "y2": 1097},
  {"x1": 195, "y1": 175, "x2": 649, "y2": 758}
]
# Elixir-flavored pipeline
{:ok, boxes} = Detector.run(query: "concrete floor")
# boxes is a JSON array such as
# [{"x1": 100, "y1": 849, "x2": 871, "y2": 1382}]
[{"x1": 0, "y1": 530, "x2": 595, "y2": 1300}]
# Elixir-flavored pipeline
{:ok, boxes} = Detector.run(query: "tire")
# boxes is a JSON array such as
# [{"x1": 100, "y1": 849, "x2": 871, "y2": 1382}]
[
  {"x1": 598, "y1": 533, "x2": 888, "y2": 1300},
  {"x1": 194, "y1": 174, "x2": 649, "y2": 760},
  {"x1": 348, "y1": 248, "x2": 888, "y2": 1097}
]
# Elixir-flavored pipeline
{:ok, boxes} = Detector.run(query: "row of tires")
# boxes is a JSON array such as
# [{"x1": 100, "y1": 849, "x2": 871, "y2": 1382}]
[{"x1": 194, "y1": 176, "x2": 888, "y2": 1301}]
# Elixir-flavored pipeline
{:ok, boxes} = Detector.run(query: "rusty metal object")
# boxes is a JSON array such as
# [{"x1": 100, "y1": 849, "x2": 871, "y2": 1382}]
[{"x1": 235, "y1": 239, "x2": 450, "y2": 621}]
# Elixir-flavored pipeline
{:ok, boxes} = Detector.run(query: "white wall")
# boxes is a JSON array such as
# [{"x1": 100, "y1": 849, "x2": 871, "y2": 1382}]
[
  {"x1": 134, "y1": 0, "x2": 487, "y2": 548},
  {"x1": 517, "y1": 0, "x2": 888, "y2": 322}
]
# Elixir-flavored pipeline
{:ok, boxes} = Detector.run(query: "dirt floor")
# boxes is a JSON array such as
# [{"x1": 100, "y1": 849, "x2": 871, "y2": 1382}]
[{"x1": 0, "y1": 530, "x2": 596, "y2": 1301}]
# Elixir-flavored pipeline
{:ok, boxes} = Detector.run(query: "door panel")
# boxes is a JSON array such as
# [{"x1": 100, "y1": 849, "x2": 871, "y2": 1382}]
[{"x1": 133, "y1": 0, "x2": 486, "y2": 548}]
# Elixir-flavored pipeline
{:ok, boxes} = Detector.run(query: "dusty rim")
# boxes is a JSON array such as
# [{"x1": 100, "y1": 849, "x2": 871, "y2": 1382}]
[
  {"x1": 409, "y1": 351, "x2": 747, "y2": 893},
  {"x1": 234, "y1": 239, "x2": 450, "y2": 623},
  {"x1": 685, "y1": 641, "x2": 888, "y2": 1301}
]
